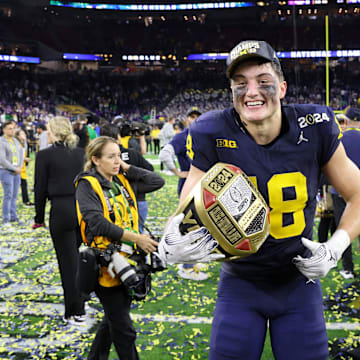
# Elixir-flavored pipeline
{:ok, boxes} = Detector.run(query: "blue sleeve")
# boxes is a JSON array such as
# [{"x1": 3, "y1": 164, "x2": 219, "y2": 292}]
[
  {"x1": 187, "y1": 112, "x2": 219, "y2": 172},
  {"x1": 170, "y1": 131, "x2": 187, "y2": 157}
]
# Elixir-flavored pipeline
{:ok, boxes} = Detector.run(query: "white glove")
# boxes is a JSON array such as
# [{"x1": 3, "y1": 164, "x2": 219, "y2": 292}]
[
  {"x1": 157, "y1": 213, "x2": 225, "y2": 265},
  {"x1": 292, "y1": 229, "x2": 350, "y2": 279}
]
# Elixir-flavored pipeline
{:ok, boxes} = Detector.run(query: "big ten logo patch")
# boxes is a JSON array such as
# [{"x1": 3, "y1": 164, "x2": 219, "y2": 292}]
[{"x1": 216, "y1": 138, "x2": 237, "y2": 149}]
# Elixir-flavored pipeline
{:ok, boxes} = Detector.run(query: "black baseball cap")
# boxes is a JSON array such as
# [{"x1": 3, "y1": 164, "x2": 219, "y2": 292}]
[
  {"x1": 226, "y1": 40, "x2": 281, "y2": 79},
  {"x1": 186, "y1": 107, "x2": 202, "y2": 117},
  {"x1": 345, "y1": 107, "x2": 360, "y2": 121}
]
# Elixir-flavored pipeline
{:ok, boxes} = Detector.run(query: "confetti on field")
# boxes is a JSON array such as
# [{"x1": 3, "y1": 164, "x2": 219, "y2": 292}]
[{"x1": 0, "y1": 159, "x2": 360, "y2": 359}]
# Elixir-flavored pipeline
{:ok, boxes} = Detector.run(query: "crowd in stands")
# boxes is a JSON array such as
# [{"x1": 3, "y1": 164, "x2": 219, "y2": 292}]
[{"x1": 0, "y1": 66, "x2": 358, "y2": 129}]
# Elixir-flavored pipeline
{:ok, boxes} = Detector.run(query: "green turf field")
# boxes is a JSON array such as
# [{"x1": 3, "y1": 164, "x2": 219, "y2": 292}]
[{"x1": 1, "y1": 152, "x2": 360, "y2": 359}]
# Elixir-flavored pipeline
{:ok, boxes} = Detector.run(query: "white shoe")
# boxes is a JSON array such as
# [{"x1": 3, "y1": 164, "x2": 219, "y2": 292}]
[
  {"x1": 63, "y1": 314, "x2": 87, "y2": 326},
  {"x1": 194, "y1": 263, "x2": 208, "y2": 271},
  {"x1": 178, "y1": 263, "x2": 208, "y2": 271},
  {"x1": 84, "y1": 301, "x2": 90, "y2": 311},
  {"x1": 178, "y1": 265, "x2": 208, "y2": 281},
  {"x1": 339, "y1": 270, "x2": 355, "y2": 279}
]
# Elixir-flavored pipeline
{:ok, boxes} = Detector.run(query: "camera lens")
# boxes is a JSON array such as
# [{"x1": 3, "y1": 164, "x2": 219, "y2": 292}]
[{"x1": 111, "y1": 252, "x2": 139, "y2": 287}]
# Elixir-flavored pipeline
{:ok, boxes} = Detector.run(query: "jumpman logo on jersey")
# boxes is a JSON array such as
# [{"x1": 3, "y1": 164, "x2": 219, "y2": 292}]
[{"x1": 297, "y1": 131, "x2": 309, "y2": 145}]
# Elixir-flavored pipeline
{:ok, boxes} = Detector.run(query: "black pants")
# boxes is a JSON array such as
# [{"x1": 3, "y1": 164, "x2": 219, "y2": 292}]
[
  {"x1": 50, "y1": 196, "x2": 84, "y2": 318},
  {"x1": 318, "y1": 216, "x2": 336, "y2": 243},
  {"x1": 153, "y1": 139, "x2": 160, "y2": 155},
  {"x1": 88, "y1": 284, "x2": 139, "y2": 360},
  {"x1": 146, "y1": 138, "x2": 152, "y2": 153},
  {"x1": 332, "y1": 194, "x2": 354, "y2": 272},
  {"x1": 20, "y1": 178, "x2": 30, "y2": 204}
]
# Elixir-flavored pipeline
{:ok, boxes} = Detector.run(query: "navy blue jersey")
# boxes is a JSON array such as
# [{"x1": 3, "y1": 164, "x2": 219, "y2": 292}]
[
  {"x1": 342, "y1": 128, "x2": 360, "y2": 168},
  {"x1": 187, "y1": 104, "x2": 341, "y2": 281},
  {"x1": 170, "y1": 128, "x2": 190, "y2": 195},
  {"x1": 332, "y1": 127, "x2": 360, "y2": 196}
]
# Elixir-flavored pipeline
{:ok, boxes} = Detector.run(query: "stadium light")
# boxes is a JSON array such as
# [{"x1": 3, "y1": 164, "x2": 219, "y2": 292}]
[
  {"x1": 63, "y1": 53, "x2": 103, "y2": 60},
  {"x1": 186, "y1": 50, "x2": 360, "y2": 60},
  {"x1": 50, "y1": 1, "x2": 255, "y2": 10},
  {"x1": 0, "y1": 54, "x2": 40, "y2": 64}
]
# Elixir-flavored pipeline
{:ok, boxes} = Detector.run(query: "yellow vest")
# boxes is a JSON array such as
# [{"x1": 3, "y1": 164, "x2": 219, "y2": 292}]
[
  {"x1": 120, "y1": 136, "x2": 131, "y2": 149},
  {"x1": 151, "y1": 128, "x2": 160, "y2": 139},
  {"x1": 76, "y1": 174, "x2": 139, "y2": 287},
  {"x1": 20, "y1": 147, "x2": 27, "y2": 180}
]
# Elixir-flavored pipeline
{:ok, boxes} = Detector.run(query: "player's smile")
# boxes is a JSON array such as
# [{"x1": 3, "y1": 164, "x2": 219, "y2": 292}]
[{"x1": 231, "y1": 61, "x2": 286, "y2": 125}]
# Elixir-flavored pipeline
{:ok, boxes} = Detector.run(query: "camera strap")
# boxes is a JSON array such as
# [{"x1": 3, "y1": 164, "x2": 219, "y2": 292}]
[{"x1": 107, "y1": 181, "x2": 136, "y2": 247}]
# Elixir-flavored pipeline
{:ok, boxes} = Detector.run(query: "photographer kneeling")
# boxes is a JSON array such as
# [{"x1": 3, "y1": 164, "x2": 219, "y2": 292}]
[{"x1": 75, "y1": 136, "x2": 164, "y2": 360}]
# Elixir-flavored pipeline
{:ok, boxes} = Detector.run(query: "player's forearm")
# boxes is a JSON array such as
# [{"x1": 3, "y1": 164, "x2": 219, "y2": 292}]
[{"x1": 336, "y1": 192, "x2": 360, "y2": 241}]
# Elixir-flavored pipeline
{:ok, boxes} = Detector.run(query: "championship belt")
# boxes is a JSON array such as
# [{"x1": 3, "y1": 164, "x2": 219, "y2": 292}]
[{"x1": 176, "y1": 163, "x2": 270, "y2": 260}]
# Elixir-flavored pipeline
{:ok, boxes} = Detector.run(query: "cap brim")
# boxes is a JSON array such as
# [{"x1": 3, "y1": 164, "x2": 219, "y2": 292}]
[
  {"x1": 226, "y1": 53, "x2": 273, "y2": 79},
  {"x1": 187, "y1": 111, "x2": 202, "y2": 117}
]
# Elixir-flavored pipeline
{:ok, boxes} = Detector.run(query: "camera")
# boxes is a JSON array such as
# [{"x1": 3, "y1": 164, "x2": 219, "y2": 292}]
[
  {"x1": 130, "y1": 121, "x2": 147, "y2": 137},
  {"x1": 117, "y1": 121, "x2": 147, "y2": 137},
  {"x1": 103, "y1": 233, "x2": 166, "y2": 300},
  {"x1": 149, "y1": 236, "x2": 167, "y2": 273},
  {"x1": 108, "y1": 252, "x2": 139, "y2": 288}
]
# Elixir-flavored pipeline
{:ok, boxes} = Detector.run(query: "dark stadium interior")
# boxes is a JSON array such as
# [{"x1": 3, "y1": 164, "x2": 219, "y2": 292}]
[{"x1": 0, "y1": 0, "x2": 358, "y2": 121}]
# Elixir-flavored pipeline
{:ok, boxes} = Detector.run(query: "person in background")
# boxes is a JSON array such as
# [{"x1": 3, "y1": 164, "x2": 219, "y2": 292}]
[
  {"x1": 331, "y1": 107, "x2": 360, "y2": 279},
  {"x1": 75, "y1": 136, "x2": 162, "y2": 359},
  {"x1": 151, "y1": 124, "x2": 161, "y2": 155},
  {"x1": 158, "y1": 117, "x2": 175, "y2": 171},
  {"x1": 145, "y1": 125, "x2": 153, "y2": 154},
  {"x1": 159, "y1": 106, "x2": 208, "y2": 280},
  {"x1": 79, "y1": 113, "x2": 98, "y2": 141},
  {"x1": 174, "y1": 123, "x2": 181, "y2": 134},
  {"x1": 36, "y1": 124, "x2": 48, "y2": 151},
  {"x1": 21, "y1": 119, "x2": 36, "y2": 154},
  {"x1": 100, "y1": 123, "x2": 162, "y2": 233},
  {"x1": 15, "y1": 128, "x2": 33, "y2": 206},
  {"x1": 73, "y1": 117, "x2": 90, "y2": 149},
  {"x1": 130, "y1": 122, "x2": 147, "y2": 155},
  {"x1": 33, "y1": 116, "x2": 86, "y2": 325},
  {"x1": 120, "y1": 122, "x2": 146, "y2": 155},
  {"x1": 0, "y1": 120, "x2": 24, "y2": 226}
]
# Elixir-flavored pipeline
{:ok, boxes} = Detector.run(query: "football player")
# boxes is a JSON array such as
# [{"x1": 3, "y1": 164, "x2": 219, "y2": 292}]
[
  {"x1": 158, "y1": 40, "x2": 360, "y2": 359},
  {"x1": 331, "y1": 107, "x2": 360, "y2": 279},
  {"x1": 159, "y1": 107, "x2": 209, "y2": 281}
]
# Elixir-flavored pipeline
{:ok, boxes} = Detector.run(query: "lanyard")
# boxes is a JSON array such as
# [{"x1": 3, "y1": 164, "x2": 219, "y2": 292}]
[
  {"x1": 6, "y1": 138, "x2": 18, "y2": 165},
  {"x1": 107, "y1": 181, "x2": 137, "y2": 235}
]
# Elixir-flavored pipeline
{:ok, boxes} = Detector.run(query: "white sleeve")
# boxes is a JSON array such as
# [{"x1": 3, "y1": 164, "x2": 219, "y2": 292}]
[{"x1": 159, "y1": 143, "x2": 176, "y2": 170}]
